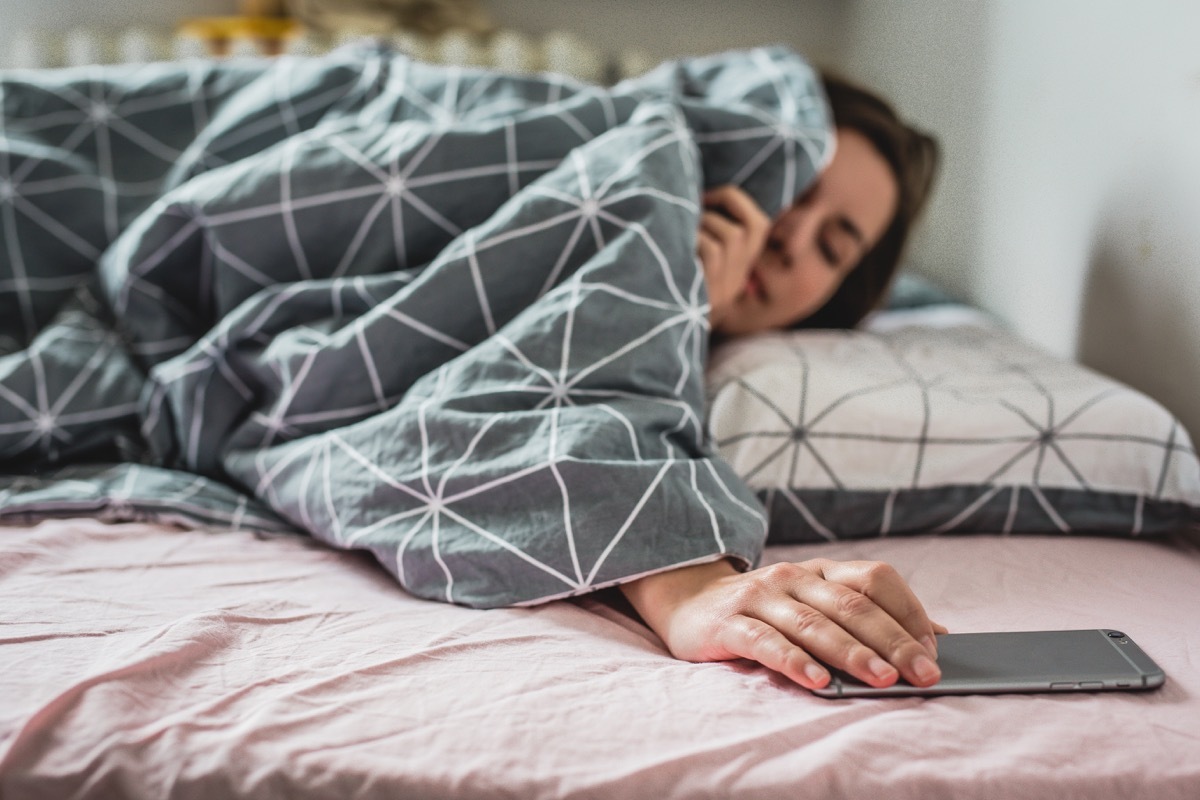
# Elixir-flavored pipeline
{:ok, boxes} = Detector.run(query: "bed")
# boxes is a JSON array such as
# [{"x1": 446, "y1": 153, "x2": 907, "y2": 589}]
[
  {"x1": 3, "y1": 44, "x2": 1200, "y2": 800},
  {"x1": 3, "y1": 521, "x2": 1199, "y2": 799}
]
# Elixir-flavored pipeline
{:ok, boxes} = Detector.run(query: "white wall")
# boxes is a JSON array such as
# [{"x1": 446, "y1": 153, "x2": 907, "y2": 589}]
[
  {"x1": 0, "y1": 0, "x2": 236, "y2": 32},
  {"x1": 0, "y1": 0, "x2": 844, "y2": 68},
  {"x1": 483, "y1": 0, "x2": 846, "y2": 69},
  {"x1": 838, "y1": 0, "x2": 1200, "y2": 442}
]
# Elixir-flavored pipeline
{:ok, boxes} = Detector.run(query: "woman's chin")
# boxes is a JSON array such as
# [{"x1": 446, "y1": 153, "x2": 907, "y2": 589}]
[{"x1": 713, "y1": 312, "x2": 771, "y2": 339}]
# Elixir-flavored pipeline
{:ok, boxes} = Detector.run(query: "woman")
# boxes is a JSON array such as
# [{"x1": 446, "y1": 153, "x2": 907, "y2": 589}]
[
  {"x1": 620, "y1": 74, "x2": 945, "y2": 693},
  {"x1": 0, "y1": 50, "x2": 940, "y2": 692}
]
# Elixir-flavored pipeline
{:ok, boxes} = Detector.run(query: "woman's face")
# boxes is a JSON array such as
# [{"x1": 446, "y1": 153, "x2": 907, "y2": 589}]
[{"x1": 714, "y1": 128, "x2": 899, "y2": 336}]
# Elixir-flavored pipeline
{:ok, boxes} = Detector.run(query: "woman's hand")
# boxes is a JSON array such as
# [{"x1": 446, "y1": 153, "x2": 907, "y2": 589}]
[
  {"x1": 696, "y1": 185, "x2": 771, "y2": 328},
  {"x1": 619, "y1": 558, "x2": 948, "y2": 691}
]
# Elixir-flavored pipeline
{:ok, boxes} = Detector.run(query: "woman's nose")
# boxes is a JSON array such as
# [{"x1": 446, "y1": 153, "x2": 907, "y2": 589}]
[{"x1": 772, "y1": 207, "x2": 818, "y2": 267}]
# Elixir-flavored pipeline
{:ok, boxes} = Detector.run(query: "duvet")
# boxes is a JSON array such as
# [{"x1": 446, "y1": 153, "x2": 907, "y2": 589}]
[{"x1": 0, "y1": 45, "x2": 832, "y2": 606}]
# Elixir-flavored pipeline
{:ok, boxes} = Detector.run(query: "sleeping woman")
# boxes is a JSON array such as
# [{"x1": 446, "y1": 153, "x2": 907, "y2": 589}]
[
  {"x1": 0, "y1": 49, "x2": 939, "y2": 695},
  {"x1": 623, "y1": 74, "x2": 945, "y2": 694}
]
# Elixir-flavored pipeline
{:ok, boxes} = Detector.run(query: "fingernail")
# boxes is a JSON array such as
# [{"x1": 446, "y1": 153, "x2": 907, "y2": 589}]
[
  {"x1": 922, "y1": 635, "x2": 938, "y2": 657},
  {"x1": 913, "y1": 654, "x2": 940, "y2": 684},
  {"x1": 805, "y1": 663, "x2": 829, "y2": 687},
  {"x1": 869, "y1": 657, "x2": 896, "y2": 681}
]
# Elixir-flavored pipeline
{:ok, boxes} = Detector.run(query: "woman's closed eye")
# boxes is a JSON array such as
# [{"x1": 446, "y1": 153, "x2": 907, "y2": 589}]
[
  {"x1": 819, "y1": 238, "x2": 841, "y2": 269},
  {"x1": 827, "y1": 216, "x2": 869, "y2": 270},
  {"x1": 820, "y1": 235, "x2": 855, "y2": 270},
  {"x1": 821, "y1": 225, "x2": 861, "y2": 271}
]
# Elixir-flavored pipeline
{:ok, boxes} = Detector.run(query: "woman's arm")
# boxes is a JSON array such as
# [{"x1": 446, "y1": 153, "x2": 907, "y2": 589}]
[{"x1": 619, "y1": 557, "x2": 946, "y2": 690}]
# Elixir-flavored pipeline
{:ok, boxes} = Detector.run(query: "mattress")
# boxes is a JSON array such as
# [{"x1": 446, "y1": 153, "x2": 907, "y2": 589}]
[{"x1": 3, "y1": 517, "x2": 1198, "y2": 799}]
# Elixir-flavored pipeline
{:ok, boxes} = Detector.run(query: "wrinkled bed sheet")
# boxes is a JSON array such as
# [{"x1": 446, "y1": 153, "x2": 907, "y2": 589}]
[{"x1": 2, "y1": 519, "x2": 1198, "y2": 799}]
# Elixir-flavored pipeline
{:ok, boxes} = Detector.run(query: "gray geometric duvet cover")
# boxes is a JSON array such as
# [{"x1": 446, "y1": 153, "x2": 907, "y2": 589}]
[{"x1": 0, "y1": 45, "x2": 832, "y2": 606}]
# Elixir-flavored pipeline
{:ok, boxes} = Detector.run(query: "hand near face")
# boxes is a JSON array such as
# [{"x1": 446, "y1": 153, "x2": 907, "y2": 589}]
[
  {"x1": 619, "y1": 557, "x2": 947, "y2": 691},
  {"x1": 696, "y1": 186, "x2": 771, "y2": 329},
  {"x1": 699, "y1": 129, "x2": 900, "y2": 337}
]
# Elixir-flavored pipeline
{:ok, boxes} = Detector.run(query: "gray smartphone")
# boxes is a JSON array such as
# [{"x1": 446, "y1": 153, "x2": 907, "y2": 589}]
[{"x1": 812, "y1": 629, "x2": 1166, "y2": 699}]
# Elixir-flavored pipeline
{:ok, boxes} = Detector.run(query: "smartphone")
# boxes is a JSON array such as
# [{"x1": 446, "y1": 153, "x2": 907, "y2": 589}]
[{"x1": 812, "y1": 629, "x2": 1166, "y2": 699}]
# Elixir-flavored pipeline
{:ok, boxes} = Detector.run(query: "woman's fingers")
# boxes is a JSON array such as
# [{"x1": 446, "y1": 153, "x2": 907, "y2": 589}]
[
  {"x1": 715, "y1": 614, "x2": 831, "y2": 690},
  {"x1": 700, "y1": 208, "x2": 738, "y2": 239},
  {"x1": 696, "y1": 229, "x2": 718, "y2": 262},
  {"x1": 814, "y1": 559, "x2": 942, "y2": 649},
  {"x1": 798, "y1": 559, "x2": 942, "y2": 686},
  {"x1": 703, "y1": 185, "x2": 770, "y2": 234},
  {"x1": 731, "y1": 562, "x2": 918, "y2": 688},
  {"x1": 745, "y1": 594, "x2": 901, "y2": 688},
  {"x1": 696, "y1": 212, "x2": 753, "y2": 327},
  {"x1": 789, "y1": 585, "x2": 939, "y2": 688},
  {"x1": 713, "y1": 561, "x2": 939, "y2": 689},
  {"x1": 700, "y1": 186, "x2": 770, "y2": 264},
  {"x1": 699, "y1": 208, "x2": 754, "y2": 261}
]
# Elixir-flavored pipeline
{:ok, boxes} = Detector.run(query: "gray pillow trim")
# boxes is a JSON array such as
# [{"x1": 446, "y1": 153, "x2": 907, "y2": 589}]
[{"x1": 761, "y1": 484, "x2": 1200, "y2": 543}]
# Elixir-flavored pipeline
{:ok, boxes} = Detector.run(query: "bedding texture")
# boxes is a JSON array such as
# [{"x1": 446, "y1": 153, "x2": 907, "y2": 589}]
[
  {"x1": 0, "y1": 45, "x2": 833, "y2": 606},
  {"x1": 4, "y1": 518, "x2": 1200, "y2": 800},
  {"x1": 707, "y1": 310, "x2": 1200, "y2": 543}
]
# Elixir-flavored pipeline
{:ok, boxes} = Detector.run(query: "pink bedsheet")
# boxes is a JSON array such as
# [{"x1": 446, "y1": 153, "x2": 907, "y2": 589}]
[{"x1": 2, "y1": 519, "x2": 1198, "y2": 799}]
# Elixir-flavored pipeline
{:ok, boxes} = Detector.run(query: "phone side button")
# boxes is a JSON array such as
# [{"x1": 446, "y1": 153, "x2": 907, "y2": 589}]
[
  {"x1": 1079, "y1": 682, "x2": 1104, "y2": 690},
  {"x1": 1050, "y1": 682, "x2": 1077, "y2": 690}
]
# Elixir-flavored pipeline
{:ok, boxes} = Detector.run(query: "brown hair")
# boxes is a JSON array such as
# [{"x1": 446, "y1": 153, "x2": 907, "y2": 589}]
[{"x1": 794, "y1": 73, "x2": 939, "y2": 329}]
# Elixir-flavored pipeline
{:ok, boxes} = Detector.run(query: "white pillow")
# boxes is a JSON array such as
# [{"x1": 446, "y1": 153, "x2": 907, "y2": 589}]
[{"x1": 706, "y1": 310, "x2": 1200, "y2": 542}]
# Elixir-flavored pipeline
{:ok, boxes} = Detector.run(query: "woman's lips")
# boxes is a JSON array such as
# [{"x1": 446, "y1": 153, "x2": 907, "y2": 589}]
[{"x1": 745, "y1": 270, "x2": 767, "y2": 303}]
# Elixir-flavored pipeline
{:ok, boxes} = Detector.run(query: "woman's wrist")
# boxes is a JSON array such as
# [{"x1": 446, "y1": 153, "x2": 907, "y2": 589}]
[{"x1": 618, "y1": 558, "x2": 740, "y2": 645}]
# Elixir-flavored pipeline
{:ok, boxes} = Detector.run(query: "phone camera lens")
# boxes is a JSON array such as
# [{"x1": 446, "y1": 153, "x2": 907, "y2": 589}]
[{"x1": 1107, "y1": 631, "x2": 1125, "y2": 639}]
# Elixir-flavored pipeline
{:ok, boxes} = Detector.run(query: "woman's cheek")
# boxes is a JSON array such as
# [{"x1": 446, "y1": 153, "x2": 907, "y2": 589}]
[{"x1": 785, "y1": 272, "x2": 840, "y2": 323}]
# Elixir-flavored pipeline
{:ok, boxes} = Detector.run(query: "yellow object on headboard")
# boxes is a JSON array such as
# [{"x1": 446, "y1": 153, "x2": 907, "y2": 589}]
[{"x1": 177, "y1": 15, "x2": 301, "y2": 57}]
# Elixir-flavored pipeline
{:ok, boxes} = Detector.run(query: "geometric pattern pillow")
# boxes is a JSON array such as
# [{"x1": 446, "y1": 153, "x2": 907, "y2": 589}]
[{"x1": 706, "y1": 309, "x2": 1200, "y2": 543}]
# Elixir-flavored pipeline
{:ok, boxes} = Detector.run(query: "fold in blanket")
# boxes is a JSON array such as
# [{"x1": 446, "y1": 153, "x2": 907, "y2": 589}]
[{"x1": 0, "y1": 45, "x2": 833, "y2": 606}]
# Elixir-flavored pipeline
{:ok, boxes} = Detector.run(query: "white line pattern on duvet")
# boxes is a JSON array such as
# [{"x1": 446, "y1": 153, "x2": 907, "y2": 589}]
[{"x1": 0, "y1": 46, "x2": 820, "y2": 605}]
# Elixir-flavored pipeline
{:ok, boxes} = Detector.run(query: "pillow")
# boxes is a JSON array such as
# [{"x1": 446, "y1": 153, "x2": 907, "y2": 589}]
[
  {"x1": 706, "y1": 308, "x2": 1200, "y2": 543},
  {"x1": 880, "y1": 272, "x2": 964, "y2": 311}
]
